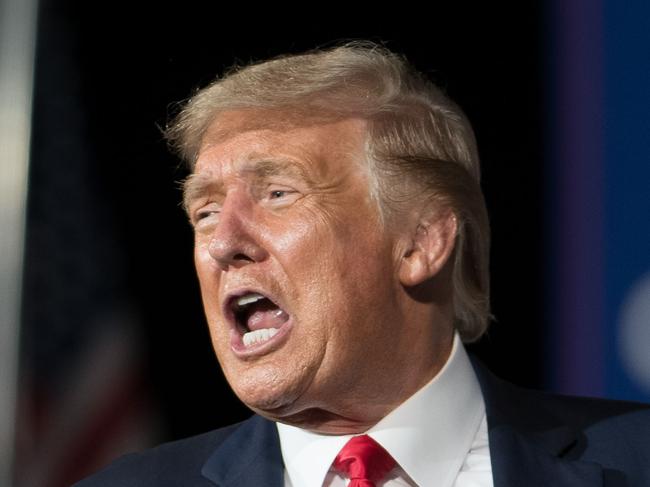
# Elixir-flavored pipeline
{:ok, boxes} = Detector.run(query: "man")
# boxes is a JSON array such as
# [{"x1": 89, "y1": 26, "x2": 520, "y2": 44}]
[{"x1": 77, "y1": 43, "x2": 650, "y2": 486}]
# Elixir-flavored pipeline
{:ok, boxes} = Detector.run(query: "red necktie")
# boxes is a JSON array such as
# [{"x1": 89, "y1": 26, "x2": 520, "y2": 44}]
[{"x1": 333, "y1": 435, "x2": 396, "y2": 487}]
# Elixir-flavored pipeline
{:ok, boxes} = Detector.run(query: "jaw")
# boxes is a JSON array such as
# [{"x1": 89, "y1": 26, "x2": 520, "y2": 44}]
[
  {"x1": 221, "y1": 344, "x2": 400, "y2": 433},
  {"x1": 267, "y1": 407, "x2": 380, "y2": 435}
]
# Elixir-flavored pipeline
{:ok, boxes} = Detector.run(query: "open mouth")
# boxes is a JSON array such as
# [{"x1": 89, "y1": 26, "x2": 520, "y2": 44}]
[{"x1": 227, "y1": 292, "x2": 291, "y2": 349}]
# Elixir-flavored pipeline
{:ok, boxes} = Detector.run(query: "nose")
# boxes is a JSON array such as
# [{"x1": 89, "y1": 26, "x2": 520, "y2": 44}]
[{"x1": 207, "y1": 194, "x2": 268, "y2": 270}]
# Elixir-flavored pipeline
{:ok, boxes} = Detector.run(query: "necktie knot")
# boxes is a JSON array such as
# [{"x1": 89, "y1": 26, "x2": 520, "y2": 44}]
[{"x1": 333, "y1": 435, "x2": 396, "y2": 486}]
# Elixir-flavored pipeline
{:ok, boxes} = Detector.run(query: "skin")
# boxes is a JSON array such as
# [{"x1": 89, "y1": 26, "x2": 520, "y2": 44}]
[{"x1": 187, "y1": 109, "x2": 458, "y2": 434}]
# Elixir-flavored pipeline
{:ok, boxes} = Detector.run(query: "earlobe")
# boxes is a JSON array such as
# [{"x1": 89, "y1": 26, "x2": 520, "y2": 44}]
[{"x1": 398, "y1": 211, "x2": 458, "y2": 287}]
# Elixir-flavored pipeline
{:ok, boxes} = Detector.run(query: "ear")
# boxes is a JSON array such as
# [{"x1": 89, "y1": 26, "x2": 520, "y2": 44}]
[{"x1": 398, "y1": 209, "x2": 458, "y2": 287}]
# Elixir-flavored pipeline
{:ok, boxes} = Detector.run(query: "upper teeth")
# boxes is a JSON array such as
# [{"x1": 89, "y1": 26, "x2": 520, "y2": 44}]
[{"x1": 236, "y1": 293, "x2": 265, "y2": 308}]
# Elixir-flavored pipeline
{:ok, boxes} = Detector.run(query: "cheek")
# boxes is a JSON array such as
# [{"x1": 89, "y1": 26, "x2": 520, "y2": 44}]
[
  {"x1": 194, "y1": 233, "x2": 222, "y2": 277},
  {"x1": 194, "y1": 242, "x2": 221, "y2": 313},
  {"x1": 296, "y1": 229, "x2": 390, "y2": 319},
  {"x1": 261, "y1": 214, "x2": 321, "y2": 256}
]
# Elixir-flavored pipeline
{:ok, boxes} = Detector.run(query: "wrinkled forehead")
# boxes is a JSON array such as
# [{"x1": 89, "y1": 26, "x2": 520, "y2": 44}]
[
  {"x1": 195, "y1": 109, "x2": 371, "y2": 177},
  {"x1": 198, "y1": 108, "x2": 365, "y2": 152}
]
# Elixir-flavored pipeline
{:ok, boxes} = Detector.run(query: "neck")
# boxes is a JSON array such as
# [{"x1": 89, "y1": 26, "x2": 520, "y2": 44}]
[{"x1": 267, "y1": 327, "x2": 455, "y2": 434}]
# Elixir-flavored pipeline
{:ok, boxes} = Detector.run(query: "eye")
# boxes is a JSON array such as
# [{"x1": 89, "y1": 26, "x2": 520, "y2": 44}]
[
  {"x1": 196, "y1": 209, "x2": 219, "y2": 220},
  {"x1": 192, "y1": 202, "x2": 221, "y2": 227},
  {"x1": 259, "y1": 185, "x2": 300, "y2": 207},
  {"x1": 270, "y1": 190, "x2": 288, "y2": 199}
]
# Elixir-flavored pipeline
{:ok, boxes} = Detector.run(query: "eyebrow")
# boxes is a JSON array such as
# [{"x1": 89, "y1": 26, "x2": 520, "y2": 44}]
[
  {"x1": 181, "y1": 158, "x2": 313, "y2": 212},
  {"x1": 181, "y1": 173, "x2": 222, "y2": 213}
]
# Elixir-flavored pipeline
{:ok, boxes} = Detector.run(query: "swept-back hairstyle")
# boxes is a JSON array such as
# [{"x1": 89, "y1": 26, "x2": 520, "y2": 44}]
[{"x1": 166, "y1": 42, "x2": 491, "y2": 342}]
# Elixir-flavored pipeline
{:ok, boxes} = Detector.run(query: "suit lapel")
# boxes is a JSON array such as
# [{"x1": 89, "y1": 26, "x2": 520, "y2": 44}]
[
  {"x1": 201, "y1": 415, "x2": 284, "y2": 487},
  {"x1": 471, "y1": 358, "x2": 604, "y2": 487}
]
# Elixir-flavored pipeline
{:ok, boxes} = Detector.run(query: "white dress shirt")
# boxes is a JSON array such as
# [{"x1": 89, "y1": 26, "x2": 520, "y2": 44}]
[{"x1": 277, "y1": 333, "x2": 493, "y2": 487}]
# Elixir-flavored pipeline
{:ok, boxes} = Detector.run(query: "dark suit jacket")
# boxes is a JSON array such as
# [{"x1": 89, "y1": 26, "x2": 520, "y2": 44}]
[{"x1": 74, "y1": 360, "x2": 650, "y2": 486}]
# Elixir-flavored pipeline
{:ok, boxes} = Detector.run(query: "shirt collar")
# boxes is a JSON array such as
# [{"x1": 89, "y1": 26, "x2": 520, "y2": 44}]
[{"x1": 277, "y1": 333, "x2": 485, "y2": 487}]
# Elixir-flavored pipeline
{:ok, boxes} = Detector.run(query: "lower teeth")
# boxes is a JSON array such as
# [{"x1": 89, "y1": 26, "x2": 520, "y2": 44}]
[{"x1": 243, "y1": 328, "x2": 279, "y2": 347}]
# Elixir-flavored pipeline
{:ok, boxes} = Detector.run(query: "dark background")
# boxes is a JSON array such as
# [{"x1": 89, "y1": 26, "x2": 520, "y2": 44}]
[{"x1": 26, "y1": 1, "x2": 545, "y2": 443}]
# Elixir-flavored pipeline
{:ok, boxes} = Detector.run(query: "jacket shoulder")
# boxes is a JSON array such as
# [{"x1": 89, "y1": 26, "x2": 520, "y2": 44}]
[
  {"x1": 472, "y1": 356, "x2": 650, "y2": 433},
  {"x1": 474, "y1": 359, "x2": 650, "y2": 481},
  {"x1": 540, "y1": 392, "x2": 650, "y2": 462},
  {"x1": 73, "y1": 420, "x2": 247, "y2": 487},
  {"x1": 509, "y1": 380, "x2": 649, "y2": 434}
]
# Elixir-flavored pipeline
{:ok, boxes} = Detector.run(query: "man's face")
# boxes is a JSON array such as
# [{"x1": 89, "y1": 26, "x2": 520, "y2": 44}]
[{"x1": 187, "y1": 111, "x2": 423, "y2": 430}]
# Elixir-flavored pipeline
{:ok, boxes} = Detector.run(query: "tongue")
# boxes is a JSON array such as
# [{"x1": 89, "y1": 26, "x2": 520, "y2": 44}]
[{"x1": 246, "y1": 302, "x2": 290, "y2": 331}]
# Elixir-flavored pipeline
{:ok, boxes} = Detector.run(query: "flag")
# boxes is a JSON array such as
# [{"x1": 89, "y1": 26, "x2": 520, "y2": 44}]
[{"x1": 13, "y1": 4, "x2": 162, "y2": 485}]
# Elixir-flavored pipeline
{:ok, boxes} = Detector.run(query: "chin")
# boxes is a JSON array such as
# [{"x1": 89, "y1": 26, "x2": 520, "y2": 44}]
[{"x1": 228, "y1": 367, "x2": 307, "y2": 417}]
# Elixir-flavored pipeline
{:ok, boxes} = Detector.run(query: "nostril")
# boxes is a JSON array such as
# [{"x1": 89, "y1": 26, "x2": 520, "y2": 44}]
[{"x1": 233, "y1": 253, "x2": 254, "y2": 262}]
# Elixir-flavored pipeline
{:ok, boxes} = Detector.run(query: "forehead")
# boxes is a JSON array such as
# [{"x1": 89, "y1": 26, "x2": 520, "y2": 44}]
[{"x1": 193, "y1": 109, "x2": 369, "y2": 177}]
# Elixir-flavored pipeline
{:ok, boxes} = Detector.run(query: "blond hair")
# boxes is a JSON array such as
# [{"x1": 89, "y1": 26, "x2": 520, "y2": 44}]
[{"x1": 166, "y1": 42, "x2": 491, "y2": 342}]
